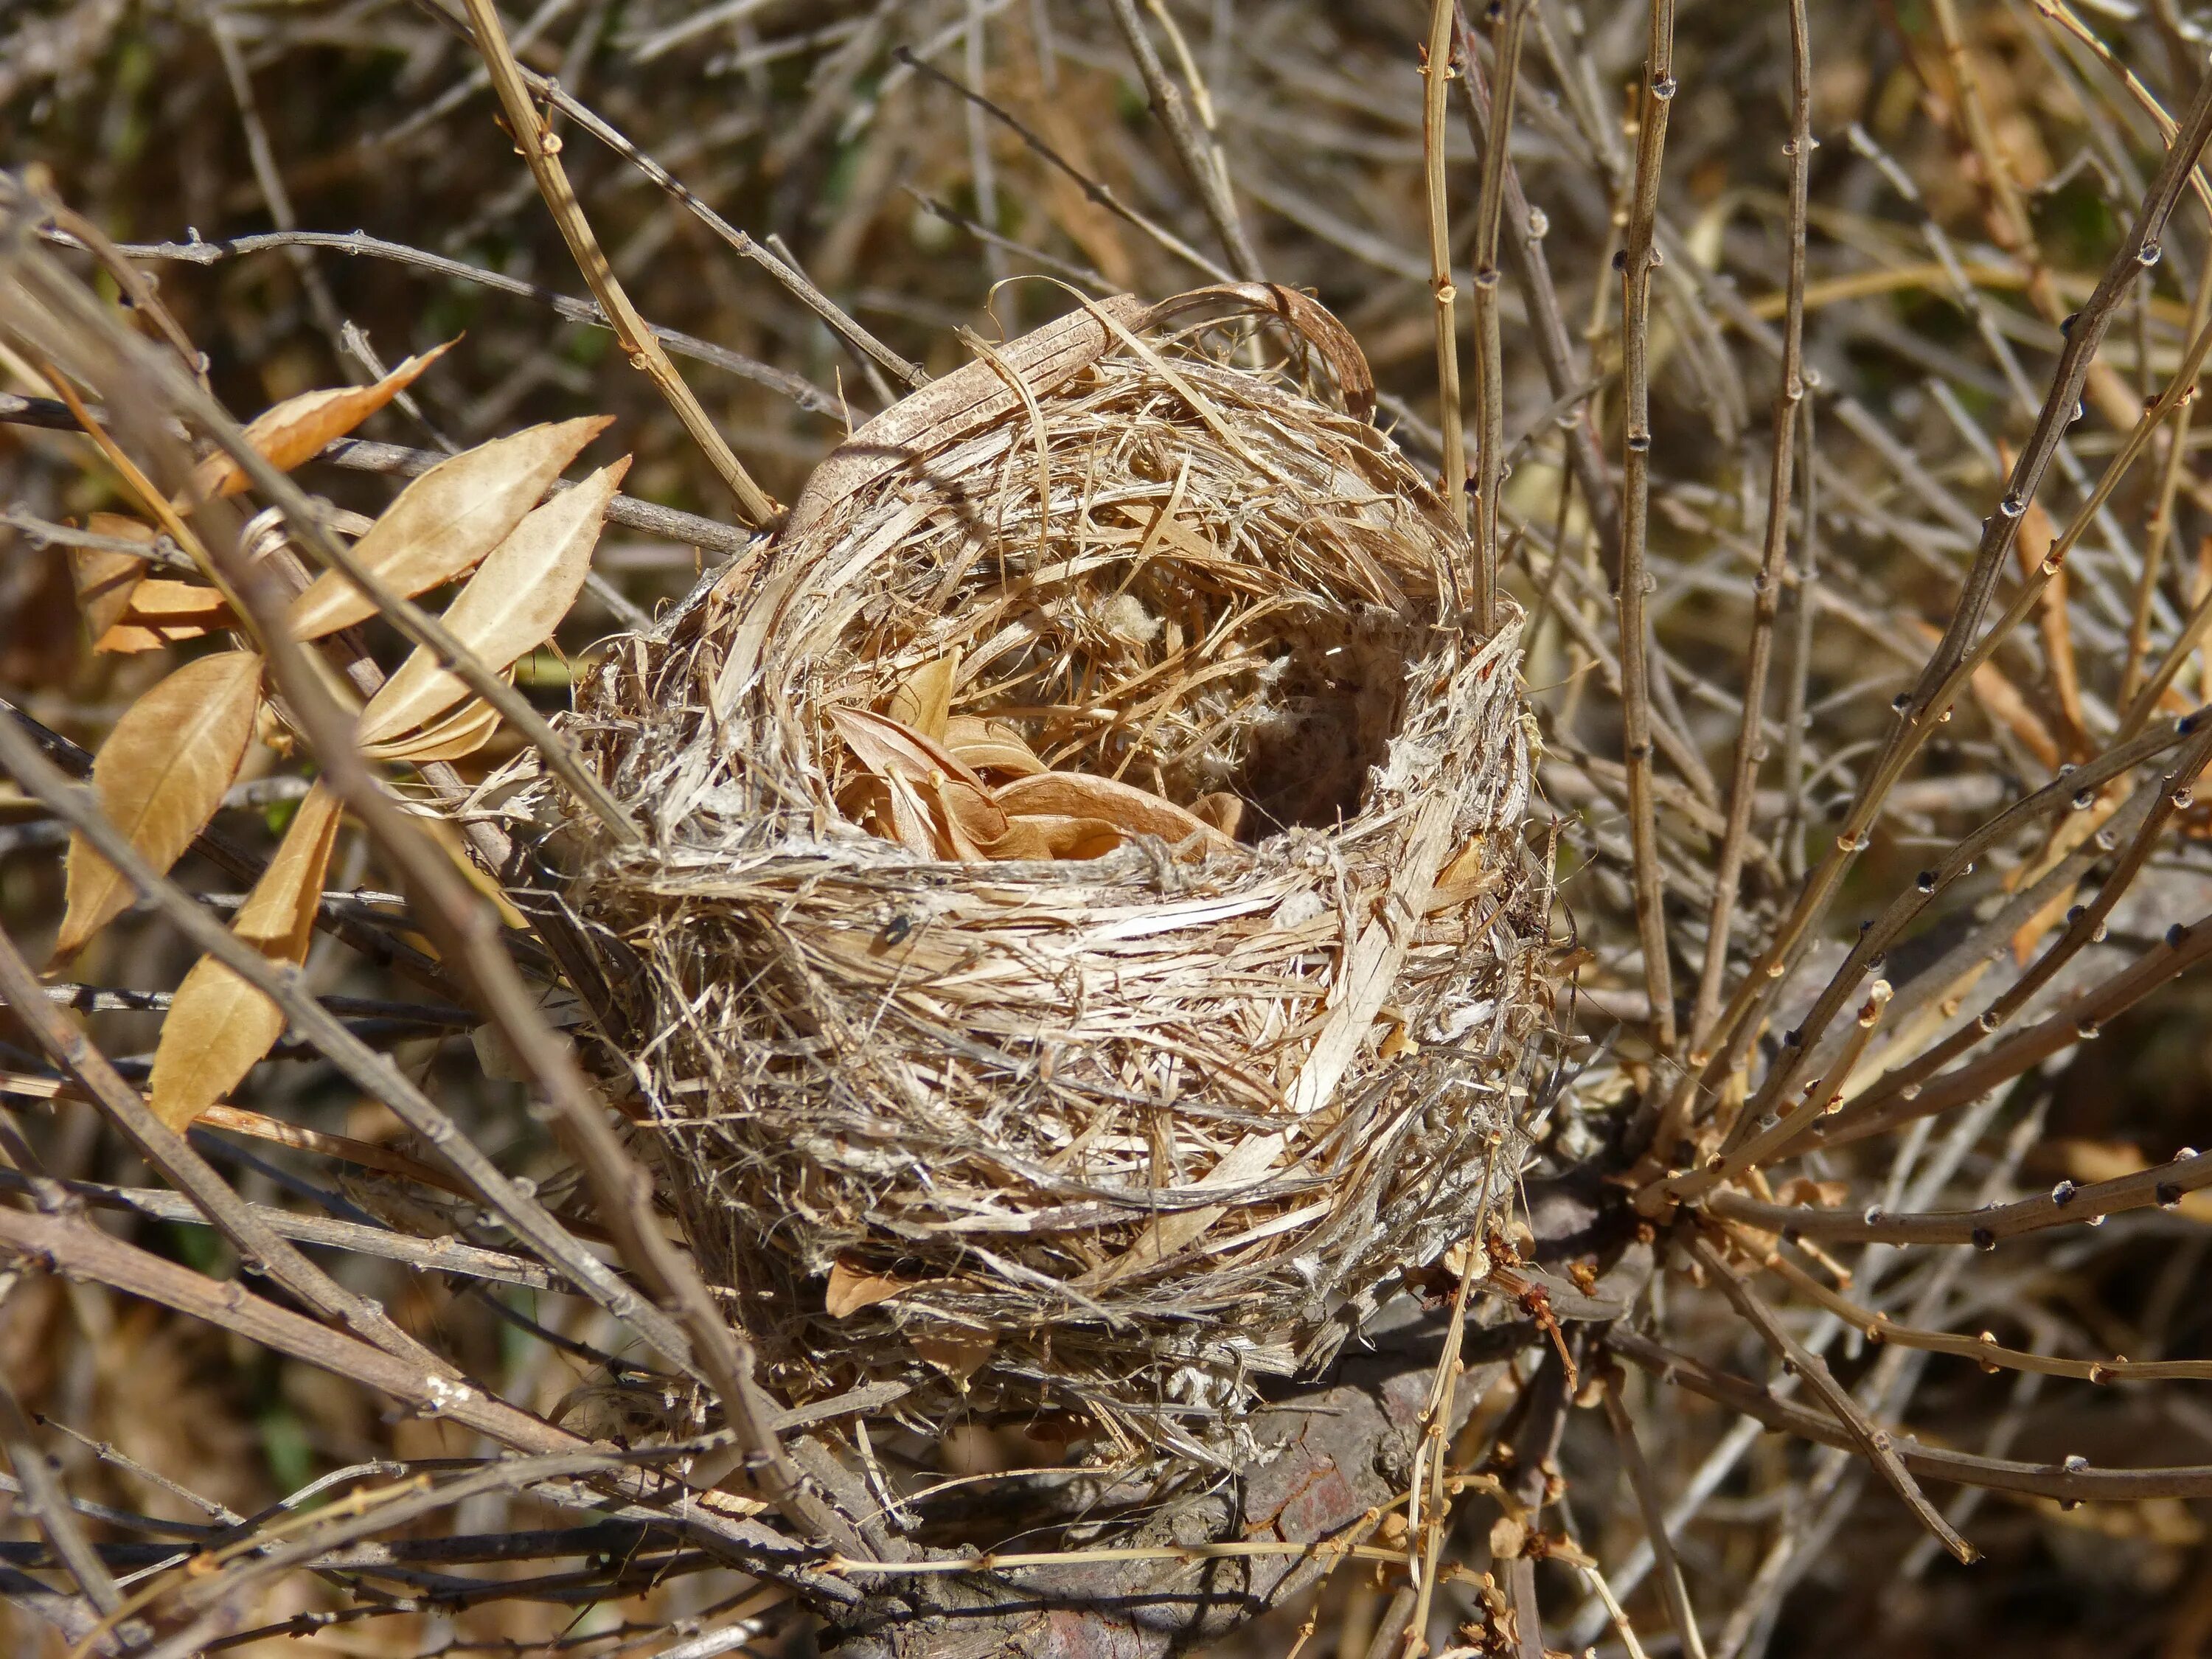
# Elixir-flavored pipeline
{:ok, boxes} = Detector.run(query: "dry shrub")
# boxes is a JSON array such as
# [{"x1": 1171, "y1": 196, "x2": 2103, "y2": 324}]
[{"x1": 546, "y1": 283, "x2": 1560, "y2": 1459}]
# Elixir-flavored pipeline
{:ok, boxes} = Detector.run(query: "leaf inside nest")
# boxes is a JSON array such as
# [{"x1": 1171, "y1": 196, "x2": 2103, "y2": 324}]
[{"x1": 830, "y1": 704, "x2": 1237, "y2": 862}]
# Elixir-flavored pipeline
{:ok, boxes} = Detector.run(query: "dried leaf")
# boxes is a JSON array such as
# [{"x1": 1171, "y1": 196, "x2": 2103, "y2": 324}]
[
  {"x1": 1190, "y1": 790, "x2": 1244, "y2": 838},
  {"x1": 944, "y1": 715, "x2": 1047, "y2": 778},
  {"x1": 881, "y1": 771, "x2": 945, "y2": 857},
  {"x1": 992, "y1": 771, "x2": 1234, "y2": 854},
  {"x1": 830, "y1": 705, "x2": 993, "y2": 793},
  {"x1": 910, "y1": 1327, "x2": 996, "y2": 1385},
  {"x1": 288, "y1": 414, "x2": 614, "y2": 641},
  {"x1": 58, "y1": 651, "x2": 263, "y2": 957},
  {"x1": 1427, "y1": 832, "x2": 1496, "y2": 912},
  {"x1": 886, "y1": 650, "x2": 960, "y2": 743},
  {"x1": 189, "y1": 340, "x2": 457, "y2": 501},
  {"x1": 984, "y1": 813, "x2": 1123, "y2": 861},
  {"x1": 147, "y1": 783, "x2": 342, "y2": 1130},
  {"x1": 362, "y1": 695, "x2": 503, "y2": 763},
  {"x1": 831, "y1": 706, "x2": 1006, "y2": 854},
  {"x1": 355, "y1": 456, "x2": 630, "y2": 747},
  {"x1": 826, "y1": 1259, "x2": 917, "y2": 1318},
  {"x1": 69, "y1": 512, "x2": 153, "y2": 644},
  {"x1": 118, "y1": 580, "x2": 237, "y2": 625}
]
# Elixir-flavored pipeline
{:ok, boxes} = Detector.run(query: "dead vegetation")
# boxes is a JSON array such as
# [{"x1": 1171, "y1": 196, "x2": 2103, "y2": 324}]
[{"x1": 4, "y1": 2, "x2": 2212, "y2": 1658}]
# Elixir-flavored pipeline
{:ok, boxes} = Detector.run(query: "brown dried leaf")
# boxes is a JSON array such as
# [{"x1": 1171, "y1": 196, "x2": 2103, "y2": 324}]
[
  {"x1": 879, "y1": 771, "x2": 941, "y2": 858},
  {"x1": 58, "y1": 651, "x2": 263, "y2": 957},
  {"x1": 944, "y1": 715, "x2": 1047, "y2": 778},
  {"x1": 69, "y1": 512, "x2": 153, "y2": 644},
  {"x1": 147, "y1": 783, "x2": 342, "y2": 1131},
  {"x1": 288, "y1": 414, "x2": 614, "y2": 641},
  {"x1": 886, "y1": 650, "x2": 960, "y2": 744},
  {"x1": 825, "y1": 1259, "x2": 917, "y2": 1318},
  {"x1": 831, "y1": 705, "x2": 1006, "y2": 853},
  {"x1": 189, "y1": 339, "x2": 457, "y2": 501},
  {"x1": 1190, "y1": 790, "x2": 1244, "y2": 839},
  {"x1": 118, "y1": 580, "x2": 237, "y2": 625},
  {"x1": 910, "y1": 1328, "x2": 996, "y2": 1385},
  {"x1": 357, "y1": 456, "x2": 628, "y2": 747},
  {"x1": 830, "y1": 705, "x2": 993, "y2": 793},
  {"x1": 984, "y1": 813, "x2": 1123, "y2": 861},
  {"x1": 361, "y1": 695, "x2": 502, "y2": 764},
  {"x1": 992, "y1": 771, "x2": 1234, "y2": 854}
]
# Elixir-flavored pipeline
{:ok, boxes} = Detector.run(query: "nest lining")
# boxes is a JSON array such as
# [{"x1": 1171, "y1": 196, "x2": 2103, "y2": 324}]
[{"x1": 551, "y1": 285, "x2": 1560, "y2": 1463}]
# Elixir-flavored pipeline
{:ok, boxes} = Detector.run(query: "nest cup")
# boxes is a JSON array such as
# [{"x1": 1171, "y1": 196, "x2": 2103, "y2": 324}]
[{"x1": 560, "y1": 284, "x2": 1559, "y2": 1461}]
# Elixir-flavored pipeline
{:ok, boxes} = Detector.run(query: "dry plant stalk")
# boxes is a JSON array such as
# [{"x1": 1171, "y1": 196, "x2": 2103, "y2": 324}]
[{"x1": 540, "y1": 283, "x2": 1561, "y2": 1457}]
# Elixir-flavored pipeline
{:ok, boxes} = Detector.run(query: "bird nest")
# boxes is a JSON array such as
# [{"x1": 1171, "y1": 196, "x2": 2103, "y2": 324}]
[{"x1": 549, "y1": 283, "x2": 1560, "y2": 1463}]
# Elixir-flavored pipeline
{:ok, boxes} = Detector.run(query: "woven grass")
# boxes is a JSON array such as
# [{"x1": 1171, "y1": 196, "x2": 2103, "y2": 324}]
[{"x1": 552, "y1": 284, "x2": 1561, "y2": 1461}]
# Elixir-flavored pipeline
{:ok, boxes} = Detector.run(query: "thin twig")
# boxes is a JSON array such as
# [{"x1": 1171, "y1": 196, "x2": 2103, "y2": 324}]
[
  {"x1": 0, "y1": 1377, "x2": 123, "y2": 1621},
  {"x1": 1688, "y1": 1236, "x2": 1975, "y2": 1562},
  {"x1": 892, "y1": 44, "x2": 1231, "y2": 283},
  {"x1": 0, "y1": 1166, "x2": 563, "y2": 1290},
  {"x1": 1697, "y1": 66, "x2": 2212, "y2": 1103},
  {"x1": 1686, "y1": 0, "x2": 1811, "y2": 1061},
  {"x1": 1712, "y1": 1136, "x2": 2212, "y2": 1247},
  {"x1": 1601, "y1": 1382, "x2": 1708, "y2": 1659},
  {"x1": 1421, "y1": 0, "x2": 1471, "y2": 616},
  {"x1": 1615, "y1": 0, "x2": 1683, "y2": 1054},
  {"x1": 1610, "y1": 1324, "x2": 2212, "y2": 1501},
  {"x1": 0, "y1": 712, "x2": 702, "y2": 1382},
  {"x1": 456, "y1": 0, "x2": 780, "y2": 525},
  {"x1": 1464, "y1": 0, "x2": 1528, "y2": 641},
  {"x1": 1105, "y1": 0, "x2": 1263, "y2": 282},
  {"x1": 0, "y1": 923, "x2": 465, "y2": 1368},
  {"x1": 35, "y1": 223, "x2": 841, "y2": 415}
]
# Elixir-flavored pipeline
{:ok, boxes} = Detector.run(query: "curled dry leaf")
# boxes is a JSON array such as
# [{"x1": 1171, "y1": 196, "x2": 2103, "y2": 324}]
[
  {"x1": 99, "y1": 580, "x2": 240, "y2": 653},
  {"x1": 992, "y1": 771, "x2": 1234, "y2": 854},
  {"x1": 831, "y1": 703, "x2": 994, "y2": 793},
  {"x1": 832, "y1": 703, "x2": 1236, "y2": 862},
  {"x1": 187, "y1": 338, "x2": 457, "y2": 502},
  {"x1": 943, "y1": 714, "x2": 1046, "y2": 778},
  {"x1": 361, "y1": 695, "x2": 504, "y2": 764},
  {"x1": 886, "y1": 650, "x2": 959, "y2": 742},
  {"x1": 68, "y1": 512, "x2": 153, "y2": 646},
  {"x1": 354, "y1": 456, "x2": 630, "y2": 748},
  {"x1": 985, "y1": 813, "x2": 1122, "y2": 861},
  {"x1": 58, "y1": 650, "x2": 263, "y2": 957},
  {"x1": 909, "y1": 1327, "x2": 997, "y2": 1386},
  {"x1": 825, "y1": 1258, "x2": 932, "y2": 1318},
  {"x1": 288, "y1": 414, "x2": 614, "y2": 641},
  {"x1": 147, "y1": 783, "x2": 343, "y2": 1131},
  {"x1": 830, "y1": 705, "x2": 1006, "y2": 857}
]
